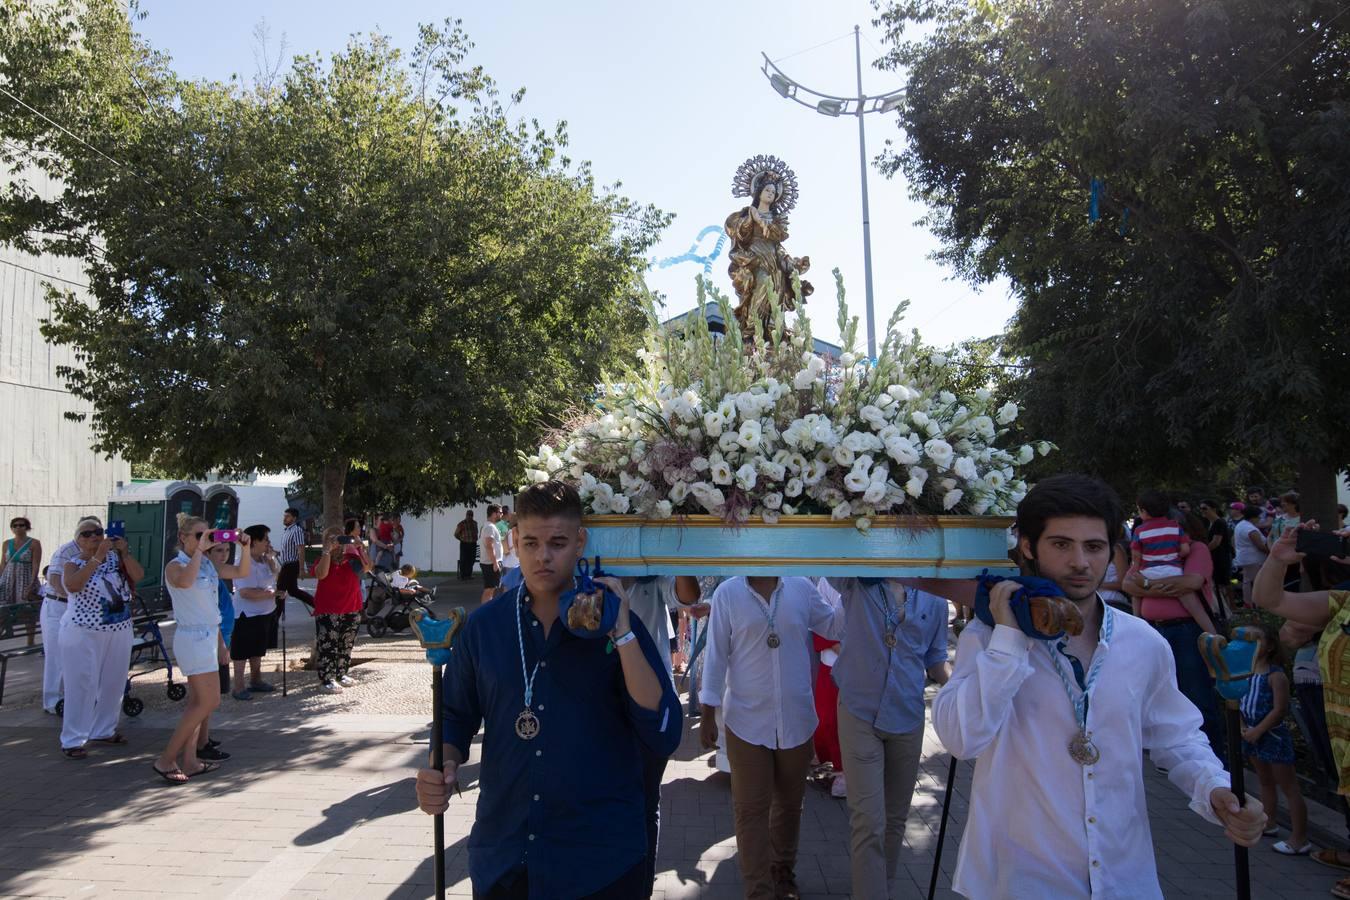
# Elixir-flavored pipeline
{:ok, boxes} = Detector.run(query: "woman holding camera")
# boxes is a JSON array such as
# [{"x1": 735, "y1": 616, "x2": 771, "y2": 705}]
[
  {"x1": 59, "y1": 517, "x2": 144, "y2": 758},
  {"x1": 312, "y1": 526, "x2": 369, "y2": 693},
  {"x1": 153, "y1": 515, "x2": 251, "y2": 784}
]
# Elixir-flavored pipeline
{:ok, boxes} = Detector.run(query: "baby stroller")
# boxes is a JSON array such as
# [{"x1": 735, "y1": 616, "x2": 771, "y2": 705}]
[{"x1": 363, "y1": 571, "x2": 436, "y2": 638}]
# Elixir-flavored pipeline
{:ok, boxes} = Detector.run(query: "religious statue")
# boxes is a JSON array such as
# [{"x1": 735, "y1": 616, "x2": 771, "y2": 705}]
[{"x1": 725, "y1": 154, "x2": 813, "y2": 339}]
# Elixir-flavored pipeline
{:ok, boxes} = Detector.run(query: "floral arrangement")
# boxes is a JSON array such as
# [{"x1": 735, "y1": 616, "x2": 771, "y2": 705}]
[{"x1": 523, "y1": 273, "x2": 1051, "y2": 530}]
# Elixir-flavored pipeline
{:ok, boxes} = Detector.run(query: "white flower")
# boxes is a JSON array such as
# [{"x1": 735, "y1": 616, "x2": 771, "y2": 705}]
[
  {"x1": 923, "y1": 438, "x2": 954, "y2": 470},
  {"x1": 1016, "y1": 445, "x2": 1034, "y2": 465},
  {"x1": 841, "y1": 352, "x2": 856, "y2": 367},
  {"x1": 925, "y1": 420, "x2": 942, "y2": 437},
  {"x1": 808, "y1": 355, "x2": 826, "y2": 375},
  {"x1": 833, "y1": 445, "x2": 856, "y2": 467},
  {"x1": 760, "y1": 510, "x2": 780, "y2": 525},
  {"x1": 592, "y1": 482, "x2": 614, "y2": 504},
  {"x1": 691, "y1": 456, "x2": 710, "y2": 472},
  {"x1": 735, "y1": 463, "x2": 758, "y2": 491},
  {"x1": 885, "y1": 438, "x2": 920, "y2": 466},
  {"x1": 669, "y1": 481, "x2": 689, "y2": 504},
  {"x1": 831, "y1": 501, "x2": 853, "y2": 520},
  {"x1": 887, "y1": 384, "x2": 913, "y2": 402},
  {"x1": 703, "y1": 410, "x2": 725, "y2": 437},
  {"x1": 784, "y1": 477, "x2": 803, "y2": 498},
  {"x1": 782, "y1": 503, "x2": 797, "y2": 516},
  {"x1": 1037, "y1": 441, "x2": 1053, "y2": 457},
  {"x1": 591, "y1": 495, "x2": 612, "y2": 514},
  {"x1": 984, "y1": 470, "x2": 1007, "y2": 490},
  {"x1": 974, "y1": 388, "x2": 991, "y2": 402},
  {"x1": 811, "y1": 420, "x2": 837, "y2": 447},
  {"x1": 970, "y1": 497, "x2": 991, "y2": 515},
  {"x1": 717, "y1": 398, "x2": 737, "y2": 423},
  {"x1": 862, "y1": 481, "x2": 887, "y2": 504},
  {"x1": 996, "y1": 401, "x2": 1019, "y2": 425},
  {"x1": 737, "y1": 419, "x2": 763, "y2": 450},
  {"x1": 758, "y1": 460, "x2": 786, "y2": 482},
  {"x1": 970, "y1": 415, "x2": 996, "y2": 440},
  {"x1": 859, "y1": 405, "x2": 887, "y2": 429},
  {"x1": 735, "y1": 392, "x2": 761, "y2": 419},
  {"x1": 844, "y1": 470, "x2": 870, "y2": 492},
  {"x1": 842, "y1": 430, "x2": 878, "y2": 453},
  {"x1": 710, "y1": 459, "x2": 734, "y2": 485},
  {"x1": 610, "y1": 493, "x2": 631, "y2": 514},
  {"x1": 942, "y1": 489, "x2": 964, "y2": 510},
  {"x1": 904, "y1": 477, "x2": 926, "y2": 498},
  {"x1": 792, "y1": 368, "x2": 816, "y2": 390},
  {"x1": 654, "y1": 500, "x2": 673, "y2": 518},
  {"x1": 931, "y1": 353, "x2": 948, "y2": 367},
  {"x1": 911, "y1": 411, "x2": 930, "y2": 428},
  {"x1": 855, "y1": 517, "x2": 872, "y2": 534},
  {"x1": 938, "y1": 390, "x2": 957, "y2": 405},
  {"x1": 803, "y1": 459, "x2": 828, "y2": 485},
  {"x1": 579, "y1": 473, "x2": 598, "y2": 495},
  {"x1": 763, "y1": 492, "x2": 783, "y2": 510},
  {"x1": 718, "y1": 431, "x2": 740, "y2": 453},
  {"x1": 954, "y1": 456, "x2": 979, "y2": 481}
]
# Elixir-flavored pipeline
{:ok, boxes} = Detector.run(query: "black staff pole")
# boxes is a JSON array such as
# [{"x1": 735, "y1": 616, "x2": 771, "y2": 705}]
[
  {"x1": 927, "y1": 754, "x2": 959, "y2": 900},
  {"x1": 411, "y1": 606, "x2": 466, "y2": 900},
  {"x1": 278, "y1": 590, "x2": 288, "y2": 697}
]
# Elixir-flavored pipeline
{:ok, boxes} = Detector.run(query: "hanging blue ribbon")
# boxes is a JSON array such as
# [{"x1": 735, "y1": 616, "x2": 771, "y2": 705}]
[
  {"x1": 1089, "y1": 178, "x2": 1103, "y2": 223},
  {"x1": 656, "y1": 225, "x2": 727, "y2": 274}
]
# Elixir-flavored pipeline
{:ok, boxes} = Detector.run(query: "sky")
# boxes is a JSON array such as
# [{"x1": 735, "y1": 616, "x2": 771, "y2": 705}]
[{"x1": 136, "y1": 0, "x2": 1016, "y2": 351}]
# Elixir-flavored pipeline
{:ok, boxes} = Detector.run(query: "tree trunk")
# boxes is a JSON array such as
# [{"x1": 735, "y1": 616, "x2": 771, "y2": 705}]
[
  {"x1": 1297, "y1": 455, "x2": 1340, "y2": 533},
  {"x1": 321, "y1": 458, "x2": 349, "y2": 532}
]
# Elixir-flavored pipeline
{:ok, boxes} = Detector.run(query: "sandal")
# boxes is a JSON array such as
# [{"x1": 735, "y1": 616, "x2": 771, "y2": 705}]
[
  {"x1": 1314, "y1": 849, "x2": 1350, "y2": 872},
  {"x1": 62, "y1": 746, "x2": 87, "y2": 760},
  {"x1": 1273, "y1": 840, "x2": 1313, "y2": 856},
  {"x1": 91, "y1": 732, "x2": 127, "y2": 744},
  {"x1": 1332, "y1": 876, "x2": 1350, "y2": 900},
  {"x1": 152, "y1": 764, "x2": 188, "y2": 784},
  {"x1": 185, "y1": 761, "x2": 219, "y2": 778}
]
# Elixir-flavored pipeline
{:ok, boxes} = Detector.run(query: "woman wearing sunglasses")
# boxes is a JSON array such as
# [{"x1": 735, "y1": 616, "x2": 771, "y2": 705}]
[
  {"x1": 59, "y1": 516, "x2": 144, "y2": 759},
  {"x1": 152, "y1": 515, "x2": 251, "y2": 784},
  {"x1": 0, "y1": 516, "x2": 42, "y2": 609}
]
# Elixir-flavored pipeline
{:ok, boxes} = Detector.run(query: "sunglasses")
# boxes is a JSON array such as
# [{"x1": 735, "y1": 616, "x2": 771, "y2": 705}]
[
  {"x1": 11, "y1": 523, "x2": 29, "y2": 529},
  {"x1": 79, "y1": 529, "x2": 105, "y2": 538}
]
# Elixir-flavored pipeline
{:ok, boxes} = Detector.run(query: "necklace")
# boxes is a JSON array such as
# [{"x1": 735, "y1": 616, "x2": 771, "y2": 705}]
[
  {"x1": 874, "y1": 582, "x2": 905, "y2": 649},
  {"x1": 1044, "y1": 602, "x2": 1112, "y2": 766},
  {"x1": 513, "y1": 585, "x2": 543, "y2": 740},
  {"x1": 751, "y1": 580, "x2": 781, "y2": 648}
]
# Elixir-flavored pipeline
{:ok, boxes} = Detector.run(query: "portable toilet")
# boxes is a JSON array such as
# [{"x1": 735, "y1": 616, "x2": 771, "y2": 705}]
[
  {"x1": 107, "y1": 480, "x2": 205, "y2": 607},
  {"x1": 203, "y1": 483, "x2": 240, "y2": 531}
]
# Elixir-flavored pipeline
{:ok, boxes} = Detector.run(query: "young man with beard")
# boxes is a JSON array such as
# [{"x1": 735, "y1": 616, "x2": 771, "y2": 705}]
[
  {"x1": 415, "y1": 481, "x2": 682, "y2": 899},
  {"x1": 932, "y1": 474, "x2": 1265, "y2": 899}
]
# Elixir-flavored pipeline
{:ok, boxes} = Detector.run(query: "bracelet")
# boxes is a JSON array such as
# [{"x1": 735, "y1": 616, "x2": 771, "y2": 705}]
[{"x1": 611, "y1": 630, "x2": 636, "y2": 648}]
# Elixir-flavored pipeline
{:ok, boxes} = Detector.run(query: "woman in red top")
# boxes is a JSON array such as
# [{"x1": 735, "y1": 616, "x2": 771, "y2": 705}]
[{"x1": 312, "y1": 527, "x2": 370, "y2": 693}]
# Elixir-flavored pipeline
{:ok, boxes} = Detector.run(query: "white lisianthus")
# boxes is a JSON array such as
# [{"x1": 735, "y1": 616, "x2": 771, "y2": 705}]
[
  {"x1": 833, "y1": 445, "x2": 856, "y2": 467},
  {"x1": 1016, "y1": 445, "x2": 1035, "y2": 465},
  {"x1": 591, "y1": 495, "x2": 612, "y2": 514},
  {"x1": 579, "y1": 473, "x2": 598, "y2": 495},
  {"x1": 938, "y1": 390, "x2": 957, "y2": 406},
  {"x1": 703, "y1": 410, "x2": 724, "y2": 437},
  {"x1": 970, "y1": 416, "x2": 996, "y2": 440},
  {"x1": 810, "y1": 419, "x2": 837, "y2": 447},
  {"x1": 737, "y1": 419, "x2": 763, "y2": 450},
  {"x1": 911, "y1": 411, "x2": 930, "y2": 428},
  {"x1": 844, "y1": 470, "x2": 870, "y2": 492},
  {"x1": 1037, "y1": 441, "x2": 1053, "y2": 456},
  {"x1": 924, "y1": 438, "x2": 955, "y2": 470},
  {"x1": 904, "y1": 476, "x2": 926, "y2": 498},
  {"x1": 888, "y1": 384, "x2": 913, "y2": 402},
  {"x1": 885, "y1": 438, "x2": 920, "y2": 466},
  {"x1": 803, "y1": 460, "x2": 828, "y2": 486},
  {"x1": 761, "y1": 510, "x2": 780, "y2": 525},
  {"x1": 784, "y1": 477, "x2": 804, "y2": 498},
  {"x1": 831, "y1": 501, "x2": 853, "y2": 520},
  {"x1": 996, "y1": 401, "x2": 1019, "y2": 425},
  {"x1": 969, "y1": 497, "x2": 991, "y2": 515},
  {"x1": 763, "y1": 492, "x2": 783, "y2": 510},
  {"x1": 610, "y1": 493, "x2": 631, "y2": 514},
  {"x1": 855, "y1": 517, "x2": 872, "y2": 534},
  {"x1": 717, "y1": 397, "x2": 737, "y2": 423},
  {"x1": 808, "y1": 355, "x2": 826, "y2": 375},
  {"x1": 654, "y1": 500, "x2": 674, "y2": 518},
  {"x1": 954, "y1": 456, "x2": 979, "y2": 481},
  {"x1": 735, "y1": 463, "x2": 758, "y2": 491},
  {"x1": 710, "y1": 459, "x2": 734, "y2": 485},
  {"x1": 841, "y1": 352, "x2": 856, "y2": 367},
  {"x1": 691, "y1": 456, "x2": 710, "y2": 472},
  {"x1": 974, "y1": 388, "x2": 991, "y2": 402},
  {"x1": 792, "y1": 368, "x2": 816, "y2": 390},
  {"x1": 925, "y1": 420, "x2": 943, "y2": 437},
  {"x1": 592, "y1": 482, "x2": 614, "y2": 504},
  {"x1": 669, "y1": 482, "x2": 689, "y2": 504},
  {"x1": 862, "y1": 481, "x2": 887, "y2": 504},
  {"x1": 931, "y1": 353, "x2": 948, "y2": 367},
  {"x1": 718, "y1": 431, "x2": 740, "y2": 453},
  {"x1": 759, "y1": 461, "x2": 786, "y2": 482},
  {"x1": 781, "y1": 503, "x2": 797, "y2": 516},
  {"x1": 942, "y1": 489, "x2": 964, "y2": 510},
  {"x1": 984, "y1": 470, "x2": 1007, "y2": 490}
]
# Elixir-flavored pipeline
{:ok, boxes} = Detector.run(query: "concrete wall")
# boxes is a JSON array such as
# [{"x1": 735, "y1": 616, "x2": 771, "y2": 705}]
[
  {"x1": 0, "y1": 159, "x2": 130, "y2": 553},
  {"x1": 400, "y1": 496, "x2": 512, "y2": 574}
]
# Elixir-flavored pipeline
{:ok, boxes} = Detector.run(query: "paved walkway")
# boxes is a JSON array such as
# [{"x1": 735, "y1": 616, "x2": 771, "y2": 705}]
[{"x1": 1, "y1": 583, "x2": 1347, "y2": 898}]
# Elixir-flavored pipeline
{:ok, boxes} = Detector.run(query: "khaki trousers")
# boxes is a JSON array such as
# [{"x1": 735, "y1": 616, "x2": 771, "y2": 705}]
[
  {"x1": 724, "y1": 726, "x2": 814, "y2": 900},
  {"x1": 836, "y1": 701, "x2": 925, "y2": 900}
]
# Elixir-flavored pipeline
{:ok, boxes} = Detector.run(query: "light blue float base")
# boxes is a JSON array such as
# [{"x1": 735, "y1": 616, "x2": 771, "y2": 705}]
[{"x1": 581, "y1": 515, "x2": 1017, "y2": 578}]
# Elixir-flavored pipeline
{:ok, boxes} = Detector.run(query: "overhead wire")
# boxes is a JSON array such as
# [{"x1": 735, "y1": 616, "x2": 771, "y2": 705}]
[{"x1": 772, "y1": 31, "x2": 855, "y2": 65}]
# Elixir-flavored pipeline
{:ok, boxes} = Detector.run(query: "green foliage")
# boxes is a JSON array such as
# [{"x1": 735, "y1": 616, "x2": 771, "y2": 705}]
[
  {"x1": 874, "y1": 0, "x2": 1350, "y2": 504},
  {"x1": 0, "y1": 1, "x2": 668, "y2": 521}
]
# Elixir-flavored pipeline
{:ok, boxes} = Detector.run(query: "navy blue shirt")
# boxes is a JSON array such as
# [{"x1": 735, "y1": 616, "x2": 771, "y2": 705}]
[{"x1": 442, "y1": 585, "x2": 683, "y2": 899}]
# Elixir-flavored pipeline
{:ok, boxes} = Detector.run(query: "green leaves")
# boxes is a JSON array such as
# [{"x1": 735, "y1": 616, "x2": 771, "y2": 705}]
[{"x1": 0, "y1": 1, "x2": 666, "y2": 515}]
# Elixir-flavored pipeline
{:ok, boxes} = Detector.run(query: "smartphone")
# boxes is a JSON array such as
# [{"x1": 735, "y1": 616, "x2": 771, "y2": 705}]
[
  {"x1": 1295, "y1": 530, "x2": 1347, "y2": 558},
  {"x1": 106, "y1": 520, "x2": 126, "y2": 540},
  {"x1": 210, "y1": 529, "x2": 240, "y2": 543},
  {"x1": 337, "y1": 535, "x2": 357, "y2": 545}
]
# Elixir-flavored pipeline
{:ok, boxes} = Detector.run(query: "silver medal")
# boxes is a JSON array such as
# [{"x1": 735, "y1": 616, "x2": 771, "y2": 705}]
[
  {"x1": 515, "y1": 709, "x2": 540, "y2": 740},
  {"x1": 767, "y1": 632, "x2": 781, "y2": 649},
  {"x1": 1069, "y1": 730, "x2": 1100, "y2": 766}
]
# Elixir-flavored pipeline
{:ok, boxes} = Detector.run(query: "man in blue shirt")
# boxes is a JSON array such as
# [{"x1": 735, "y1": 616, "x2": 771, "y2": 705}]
[
  {"x1": 415, "y1": 481, "x2": 683, "y2": 899},
  {"x1": 827, "y1": 577, "x2": 952, "y2": 900}
]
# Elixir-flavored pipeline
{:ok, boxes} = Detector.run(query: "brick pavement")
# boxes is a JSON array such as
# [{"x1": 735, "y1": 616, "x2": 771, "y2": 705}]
[{"x1": 1, "y1": 586, "x2": 1348, "y2": 898}]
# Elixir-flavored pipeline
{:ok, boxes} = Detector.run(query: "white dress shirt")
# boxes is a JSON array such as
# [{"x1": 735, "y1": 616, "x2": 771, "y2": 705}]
[
  {"x1": 699, "y1": 576, "x2": 844, "y2": 750},
  {"x1": 932, "y1": 603, "x2": 1230, "y2": 899}
]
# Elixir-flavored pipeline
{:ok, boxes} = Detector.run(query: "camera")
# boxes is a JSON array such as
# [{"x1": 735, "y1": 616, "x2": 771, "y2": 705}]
[{"x1": 210, "y1": 529, "x2": 240, "y2": 543}]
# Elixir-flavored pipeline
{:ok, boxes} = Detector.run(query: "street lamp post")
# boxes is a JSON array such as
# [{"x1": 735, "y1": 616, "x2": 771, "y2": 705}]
[{"x1": 762, "y1": 25, "x2": 903, "y2": 360}]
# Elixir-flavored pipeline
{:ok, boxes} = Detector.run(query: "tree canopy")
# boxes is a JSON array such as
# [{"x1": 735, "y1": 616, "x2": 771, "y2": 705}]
[
  {"x1": 0, "y1": 0, "x2": 668, "y2": 522},
  {"x1": 875, "y1": 0, "x2": 1350, "y2": 512}
]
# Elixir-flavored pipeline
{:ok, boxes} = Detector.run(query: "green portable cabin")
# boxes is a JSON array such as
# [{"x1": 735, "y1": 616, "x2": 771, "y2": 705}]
[
  {"x1": 107, "y1": 480, "x2": 205, "y2": 610},
  {"x1": 203, "y1": 483, "x2": 240, "y2": 531}
]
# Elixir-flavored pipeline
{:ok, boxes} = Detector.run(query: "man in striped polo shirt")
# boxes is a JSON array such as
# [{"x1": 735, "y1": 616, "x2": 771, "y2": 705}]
[{"x1": 276, "y1": 508, "x2": 313, "y2": 609}]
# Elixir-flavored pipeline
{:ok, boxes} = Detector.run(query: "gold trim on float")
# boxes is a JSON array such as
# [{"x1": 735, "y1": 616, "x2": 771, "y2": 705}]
[
  {"x1": 597, "y1": 556, "x2": 1017, "y2": 569},
  {"x1": 582, "y1": 515, "x2": 1015, "y2": 530}
]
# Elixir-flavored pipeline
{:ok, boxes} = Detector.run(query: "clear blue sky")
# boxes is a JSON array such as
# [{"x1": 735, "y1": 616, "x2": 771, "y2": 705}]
[{"x1": 136, "y1": 0, "x2": 1015, "y2": 350}]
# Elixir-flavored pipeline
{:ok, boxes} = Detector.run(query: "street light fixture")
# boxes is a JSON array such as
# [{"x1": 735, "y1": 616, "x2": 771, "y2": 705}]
[{"x1": 762, "y1": 25, "x2": 904, "y2": 360}]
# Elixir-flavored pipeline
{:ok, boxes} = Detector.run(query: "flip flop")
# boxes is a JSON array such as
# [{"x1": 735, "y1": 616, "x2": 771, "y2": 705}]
[
  {"x1": 152, "y1": 764, "x2": 188, "y2": 785},
  {"x1": 91, "y1": 732, "x2": 127, "y2": 744},
  {"x1": 1314, "y1": 849, "x2": 1350, "y2": 871},
  {"x1": 1273, "y1": 840, "x2": 1313, "y2": 856},
  {"x1": 185, "y1": 761, "x2": 220, "y2": 778},
  {"x1": 1332, "y1": 877, "x2": 1350, "y2": 900},
  {"x1": 62, "y1": 746, "x2": 87, "y2": 760}
]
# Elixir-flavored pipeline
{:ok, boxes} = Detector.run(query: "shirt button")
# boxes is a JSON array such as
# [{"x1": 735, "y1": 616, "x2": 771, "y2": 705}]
[
  {"x1": 532, "y1": 620, "x2": 539, "y2": 627},
  {"x1": 528, "y1": 834, "x2": 535, "y2": 841},
  {"x1": 538, "y1": 704, "x2": 545, "y2": 711},
  {"x1": 1088, "y1": 816, "x2": 1097, "y2": 824},
  {"x1": 533, "y1": 794, "x2": 540, "y2": 801},
  {"x1": 1087, "y1": 772, "x2": 1094, "y2": 779},
  {"x1": 1092, "y1": 860, "x2": 1100, "y2": 868},
  {"x1": 535, "y1": 750, "x2": 542, "y2": 757},
  {"x1": 541, "y1": 661, "x2": 547, "y2": 668}
]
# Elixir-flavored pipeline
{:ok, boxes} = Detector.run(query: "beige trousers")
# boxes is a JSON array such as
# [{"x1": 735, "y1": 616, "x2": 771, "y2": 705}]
[{"x1": 724, "y1": 726, "x2": 815, "y2": 900}]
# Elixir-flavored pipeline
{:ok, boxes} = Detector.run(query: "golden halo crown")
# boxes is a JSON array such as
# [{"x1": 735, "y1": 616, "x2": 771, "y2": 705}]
[{"x1": 731, "y1": 154, "x2": 799, "y2": 215}]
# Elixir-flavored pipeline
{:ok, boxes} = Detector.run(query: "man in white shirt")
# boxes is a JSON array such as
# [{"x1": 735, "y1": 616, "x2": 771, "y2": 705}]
[
  {"x1": 479, "y1": 505, "x2": 504, "y2": 604},
  {"x1": 699, "y1": 575, "x2": 844, "y2": 900},
  {"x1": 933, "y1": 474, "x2": 1266, "y2": 899}
]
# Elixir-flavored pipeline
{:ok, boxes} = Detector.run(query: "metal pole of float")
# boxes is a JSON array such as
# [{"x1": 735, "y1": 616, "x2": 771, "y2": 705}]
[{"x1": 853, "y1": 25, "x2": 877, "y2": 361}]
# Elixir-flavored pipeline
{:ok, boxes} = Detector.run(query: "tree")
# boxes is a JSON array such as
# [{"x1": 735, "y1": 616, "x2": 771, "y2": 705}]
[
  {"x1": 875, "y1": 0, "x2": 1350, "y2": 522},
  {"x1": 0, "y1": 1, "x2": 667, "y2": 527}
]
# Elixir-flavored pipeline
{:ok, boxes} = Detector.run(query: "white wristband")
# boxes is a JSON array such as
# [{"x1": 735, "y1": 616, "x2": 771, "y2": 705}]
[{"x1": 612, "y1": 630, "x2": 636, "y2": 648}]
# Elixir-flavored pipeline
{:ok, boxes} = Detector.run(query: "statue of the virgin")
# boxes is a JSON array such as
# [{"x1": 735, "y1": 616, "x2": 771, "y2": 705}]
[{"x1": 725, "y1": 154, "x2": 813, "y2": 339}]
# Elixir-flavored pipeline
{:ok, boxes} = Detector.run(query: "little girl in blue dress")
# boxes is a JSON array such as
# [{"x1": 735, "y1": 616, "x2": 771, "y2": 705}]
[{"x1": 1240, "y1": 622, "x2": 1310, "y2": 855}]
